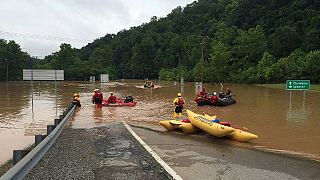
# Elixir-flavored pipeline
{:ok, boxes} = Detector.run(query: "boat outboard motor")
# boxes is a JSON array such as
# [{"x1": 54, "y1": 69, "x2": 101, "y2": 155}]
[{"x1": 124, "y1": 96, "x2": 134, "y2": 103}]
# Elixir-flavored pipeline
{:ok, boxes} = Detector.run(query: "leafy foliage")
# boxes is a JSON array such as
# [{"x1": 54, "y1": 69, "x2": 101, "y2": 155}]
[{"x1": 1, "y1": 0, "x2": 320, "y2": 83}]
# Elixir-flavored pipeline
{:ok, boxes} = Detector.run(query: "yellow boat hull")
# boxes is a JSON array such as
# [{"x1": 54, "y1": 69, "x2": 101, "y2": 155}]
[
  {"x1": 204, "y1": 114, "x2": 258, "y2": 142},
  {"x1": 159, "y1": 120, "x2": 200, "y2": 134},
  {"x1": 226, "y1": 129, "x2": 258, "y2": 142},
  {"x1": 179, "y1": 123, "x2": 201, "y2": 134},
  {"x1": 187, "y1": 110, "x2": 234, "y2": 137}
]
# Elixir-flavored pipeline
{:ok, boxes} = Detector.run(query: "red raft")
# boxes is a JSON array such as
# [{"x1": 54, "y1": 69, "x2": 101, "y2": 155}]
[{"x1": 102, "y1": 99, "x2": 137, "y2": 107}]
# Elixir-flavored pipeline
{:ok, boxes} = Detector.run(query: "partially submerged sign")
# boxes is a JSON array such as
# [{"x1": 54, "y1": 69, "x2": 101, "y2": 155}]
[
  {"x1": 23, "y1": 69, "x2": 64, "y2": 81},
  {"x1": 286, "y1": 80, "x2": 310, "y2": 90},
  {"x1": 100, "y1": 74, "x2": 109, "y2": 83}
]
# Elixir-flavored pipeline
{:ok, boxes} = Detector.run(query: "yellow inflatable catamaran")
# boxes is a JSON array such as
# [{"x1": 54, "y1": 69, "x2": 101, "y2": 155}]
[
  {"x1": 187, "y1": 110, "x2": 234, "y2": 137},
  {"x1": 159, "y1": 119, "x2": 200, "y2": 134},
  {"x1": 204, "y1": 114, "x2": 258, "y2": 142}
]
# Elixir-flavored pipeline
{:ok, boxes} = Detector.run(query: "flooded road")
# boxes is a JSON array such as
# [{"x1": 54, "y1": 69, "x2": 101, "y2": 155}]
[{"x1": 1, "y1": 80, "x2": 320, "y2": 165}]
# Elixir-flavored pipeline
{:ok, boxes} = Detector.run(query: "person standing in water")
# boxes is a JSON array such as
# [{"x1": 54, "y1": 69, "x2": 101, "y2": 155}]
[
  {"x1": 92, "y1": 89, "x2": 103, "y2": 109},
  {"x1": 72, "y1": 93, "x2": 81, "y2": 107},
  {"x1": 173, "y1": 92, "x2": 185, "y2": 118}
]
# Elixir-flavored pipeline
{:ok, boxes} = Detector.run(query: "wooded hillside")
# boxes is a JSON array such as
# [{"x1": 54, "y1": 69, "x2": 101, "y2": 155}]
[{"x1": 1, "y1": 0, "x2": 320, "y2": 83}]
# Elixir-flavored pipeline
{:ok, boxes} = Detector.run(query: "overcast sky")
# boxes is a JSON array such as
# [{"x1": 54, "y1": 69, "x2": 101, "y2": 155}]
[{"x1": 0, "y1": 0, "x2": 194, "y2": 58}]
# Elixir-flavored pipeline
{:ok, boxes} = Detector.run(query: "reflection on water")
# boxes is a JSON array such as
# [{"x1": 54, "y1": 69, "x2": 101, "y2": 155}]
[
  {"x1": 287, "y1": 107, "x2": 309, "y2": 122},
  {"x1": 0, "y1": 81, "x2": 83, "y2": 164},
  {"x1": 287, "y1": 91, "x2": 309, "y2": 122},
  {"x1": 1, "y1": 80, "x2": 320, "y2": 165}
]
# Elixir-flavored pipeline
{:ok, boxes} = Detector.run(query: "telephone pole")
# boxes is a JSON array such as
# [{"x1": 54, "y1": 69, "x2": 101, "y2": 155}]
[
  {"x1": 200, "y1": 36, "x2": 205, "y2": 83},
  {"x1": 6, "y1": 58, "x2": 8, "y2": 81}
]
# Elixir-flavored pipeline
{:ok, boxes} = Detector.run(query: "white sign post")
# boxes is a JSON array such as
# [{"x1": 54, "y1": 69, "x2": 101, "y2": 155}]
[
  {"x1": 100, "y1": 74, "x2": 109, "y2": 83},
  {"x1": 23, "y1": 69, "x2": 64, "y2": 116}
]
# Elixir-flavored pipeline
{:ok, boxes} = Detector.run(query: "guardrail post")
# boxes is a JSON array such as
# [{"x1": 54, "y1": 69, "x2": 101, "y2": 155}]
[
  {"x1": 13, "y1": 150, "x2": 30, "y2": 165},
  {"x1": 67, "y1": 103, "x2": 73, "y2": 111},
  {"x1": 35, "y1": 135, "x2": 47, "y2": 146},
  {"x1": 54, "y1": 118, "x2": 62, "y2": 126},
  {"x1": 47, "y1": 125, "x2": 56, "y2": 135}
]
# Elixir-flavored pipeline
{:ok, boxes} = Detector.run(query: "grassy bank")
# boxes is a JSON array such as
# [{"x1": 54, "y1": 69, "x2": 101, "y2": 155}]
[
  {"x1": 0, "y1": 160, "x2": 13, "y2": 177},
  {"x1": 0, "y1": 144, "x2": 35, "y2": 176},
  {"x1": 255, "y1": 84, "x2": 320, "y2": 92}
]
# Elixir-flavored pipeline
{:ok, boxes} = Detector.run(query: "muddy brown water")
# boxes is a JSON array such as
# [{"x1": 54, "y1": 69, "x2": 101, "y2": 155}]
[{"x1": 0, "y1": 80, "x2": 319, "y2": 165}]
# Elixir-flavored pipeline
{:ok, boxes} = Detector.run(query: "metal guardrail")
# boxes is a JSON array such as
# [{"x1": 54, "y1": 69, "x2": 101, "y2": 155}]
[{"x1": 0, "y1": 104, "x2": 76, "y2": 180}]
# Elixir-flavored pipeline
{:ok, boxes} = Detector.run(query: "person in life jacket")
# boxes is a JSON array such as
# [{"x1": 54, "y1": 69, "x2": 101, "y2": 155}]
[
  {"x1": 72, "y1": 93, "x2": 81, "y2": 107},
  {"x1": 210, "y1": 92, "x2": 218, "y2": 105},
  {"x1": 225, "y1": 88, "x2": 232, "y2": 98},
  {"x1": 107, "y1": 92, "x2": 117, "y2": 104},
  {"x1": 199, "y1": 86, "x2": 207, "y2": 97},
  {"x1": 173, "y1": 92, "x2": 185, "y2": 118},
  {"x1": 92, "y1": 89, "x2": 103, "y2": 108}
]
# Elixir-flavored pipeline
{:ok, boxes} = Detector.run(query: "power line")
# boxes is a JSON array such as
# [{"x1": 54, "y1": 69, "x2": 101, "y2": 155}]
[{"x1": 0, "y1": 30, "x2": 91, "y2": 43}]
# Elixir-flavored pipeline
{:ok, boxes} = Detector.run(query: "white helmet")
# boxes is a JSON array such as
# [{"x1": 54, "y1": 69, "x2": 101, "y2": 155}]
[{"x1": 213, "y1": 92, "x2": 217, "y2": 95}]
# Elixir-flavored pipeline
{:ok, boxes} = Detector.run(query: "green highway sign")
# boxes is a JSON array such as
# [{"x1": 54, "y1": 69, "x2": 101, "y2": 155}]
[{"x1": 286, "y1": 80, "x2": 310, "y2": 90}]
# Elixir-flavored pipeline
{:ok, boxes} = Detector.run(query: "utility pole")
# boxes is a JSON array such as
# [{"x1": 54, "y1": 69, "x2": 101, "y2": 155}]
[
  {"x1": 200, "y1": 35, "x2": 205, "y2": 83},
  {"x1": 6, "y1": 58, "x2": 8, "y2": 82}
]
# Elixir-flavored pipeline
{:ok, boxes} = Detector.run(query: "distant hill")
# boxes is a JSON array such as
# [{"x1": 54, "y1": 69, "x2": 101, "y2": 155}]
[{"x1": 34, "y1": 0, "x2": 320, "y2": 83}]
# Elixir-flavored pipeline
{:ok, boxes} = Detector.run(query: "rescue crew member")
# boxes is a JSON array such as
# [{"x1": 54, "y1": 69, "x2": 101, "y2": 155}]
[
  {"x1": 173, "y1": 92, "x2": 185, "y2": 118},
  {"x1": 210, "y1": 92, "x2": 218, "y2": 105},
  {"x1": 225, "y1": 88, "x2": 232, "y2": 98},
  {"x1": 72, "y1": 93, "x2": 81, "y2": 107},
  {"x1": 199, "y1": 86, "x2": 207, "y2": 97},
  {"x1": 107, "y1": 92, "x2": 117, "y2": 104},
  {"x1": 92, "y1": 89, "x2": 103, "y2": 109}
]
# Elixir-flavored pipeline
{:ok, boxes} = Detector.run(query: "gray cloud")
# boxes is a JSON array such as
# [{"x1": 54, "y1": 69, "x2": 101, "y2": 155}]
[{"x1": 0, "y1": 0, "x2": 194, "y2": 58}]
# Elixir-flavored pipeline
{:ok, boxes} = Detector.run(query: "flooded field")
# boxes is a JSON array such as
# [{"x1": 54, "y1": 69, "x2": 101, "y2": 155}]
[{"x1": 1, "y1": 80, "x2": 320, "y2": 164}]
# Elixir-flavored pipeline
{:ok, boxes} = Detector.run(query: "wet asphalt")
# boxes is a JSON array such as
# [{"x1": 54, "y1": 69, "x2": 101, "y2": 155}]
[
  {"x1": 25, "y1": 123, "x2": 169, "y2": 180},
  {"x1": 130, "y1": 125, "x2": 320, "y2": 180},
  {"x1": 24, "y1": 121, "x2": 320, "y2": 180}
]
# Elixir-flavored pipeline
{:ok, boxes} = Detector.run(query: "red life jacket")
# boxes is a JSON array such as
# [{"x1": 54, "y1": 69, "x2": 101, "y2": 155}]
[
  {"x1": 108, "y1": 95, "x2": 117, "y2": 103},
  {"x1": 94, "y1": 92, "x2": 103, "y2": 99},
  {"x1": 211, "y1": 95, "x2": 218, "y2": 102},
  {"x1": 177, "y1": 97, "x2": 184, "y2": 106}
]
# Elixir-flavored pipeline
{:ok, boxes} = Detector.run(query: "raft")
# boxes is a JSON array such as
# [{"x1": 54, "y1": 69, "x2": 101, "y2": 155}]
[
  {"x1": 144, "y1": 81, "x2": 154, "y2": 88},
  {"x1": 187, "y1": 110, "x2": 234, "y2": 137},
  {"x1": 204, "y1": 114, "x2": 258, "y2": 142},
  {"x1": 226, "y1": 129, "x2": 258, "y2": 142},
  {"x1": 195, "y1": 96, "x2": 236, "y2": 106},
  {"x1": 217, "y1": 97, "x2": 236, "y2": 106},
  {"x1": 159, "y1": 119, "x2": 200, "y2": 134},
  {"x1": 102, "y1": 99, "x2": 137, "y2": 107}
]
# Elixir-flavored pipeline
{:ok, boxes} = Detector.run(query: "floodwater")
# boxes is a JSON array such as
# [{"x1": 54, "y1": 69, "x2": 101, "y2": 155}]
[{"x1": 1, "y1": 80, "x2": 320, "y2": 165}]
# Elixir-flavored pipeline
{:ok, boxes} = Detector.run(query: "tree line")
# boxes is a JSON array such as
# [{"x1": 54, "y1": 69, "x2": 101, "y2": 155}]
[{"x1": 1, "y1": 0, "x2": 320, "y2": 83}]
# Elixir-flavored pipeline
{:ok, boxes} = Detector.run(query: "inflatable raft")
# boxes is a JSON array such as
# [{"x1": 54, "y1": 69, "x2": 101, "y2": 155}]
[
  {"x1": 204, "y1": 114, "x2": 258, "y2": 142},
  {"x1": 102, "y1": 99, "x2": 137, "y2": 107},
  {"x1": 144, "y1": 81, "x2": 154, "y2": 88},
  {"x1": 217, "y1": 97, "x2": 236, "y2": 106},
  {"x1": 195, "y1": 96, "x2": 236, "y2": 106},
  {"x1": 159, "y1": 119, "x2": 200, "y2": 134},
  {"x1": 187, "y1": 110, "x2": 234, "y2": 137}
]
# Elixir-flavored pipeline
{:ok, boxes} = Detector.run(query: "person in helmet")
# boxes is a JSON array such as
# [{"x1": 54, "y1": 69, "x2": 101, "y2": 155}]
[
  {"x1": 173, "y1": 92, "x2": 185, "y2": 118},
  {"x1": 107, "y1": 92, "x2": 117, "y2": 104},
  {"x1": 210, "y1": 92, "x2": 218, "y2": 105},
  {"x1": 72, "y1": 93, "x2": 81, "y2": 107},
  {"x1": 92, "y1": 89, "x2": 103, "y2": 109},
  {"x1": 225, "y1": 88, "x2": 232, "y2": 98},
  {"x1": 199, "y1": 86, "x2": 207, "y2": 98}
]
